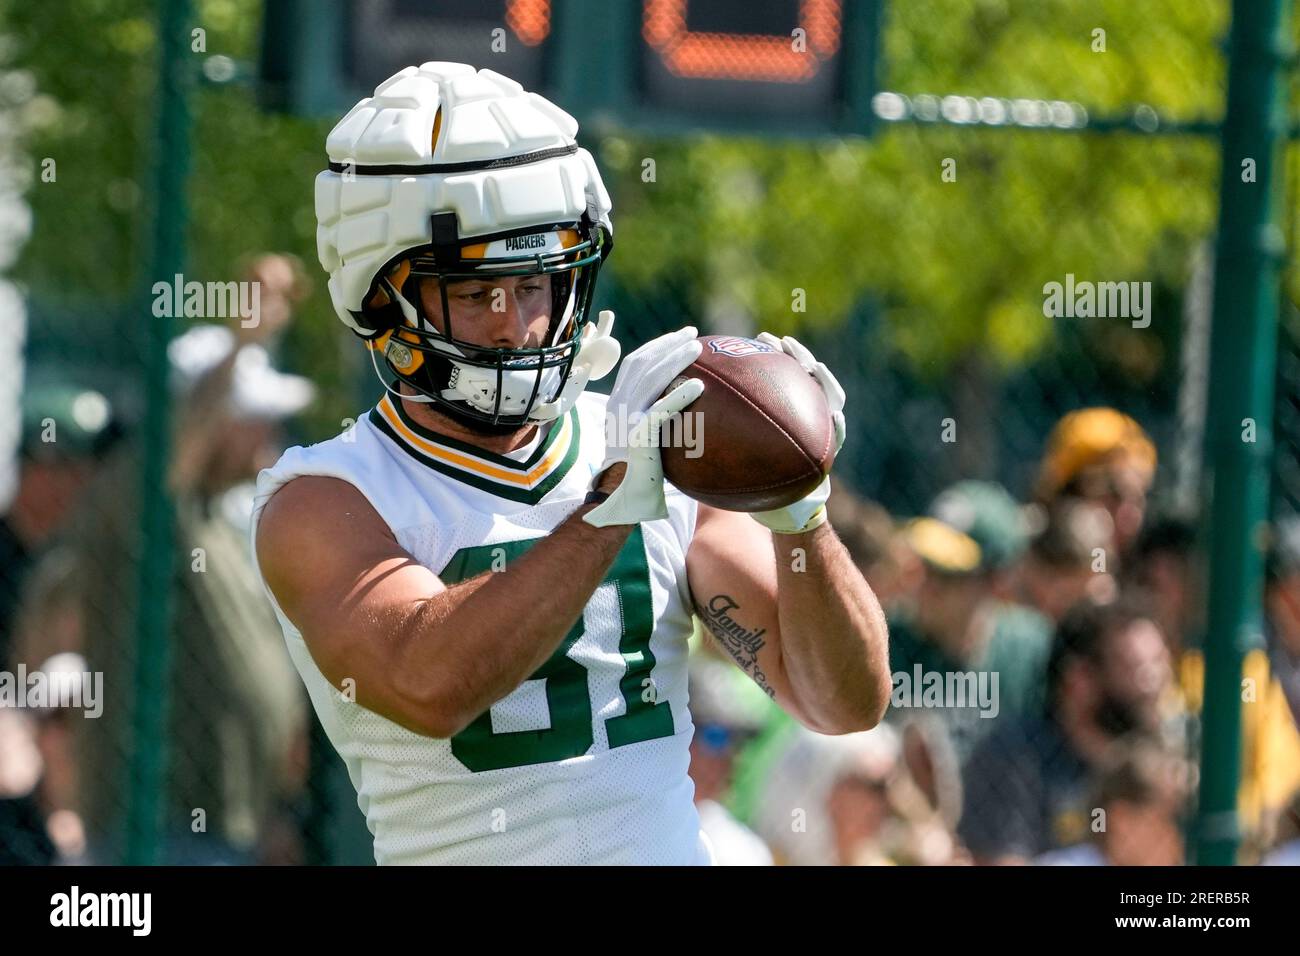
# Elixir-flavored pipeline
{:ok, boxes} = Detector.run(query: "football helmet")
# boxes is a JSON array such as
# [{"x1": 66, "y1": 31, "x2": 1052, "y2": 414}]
[{"x1": 315, "y1": 62, "x2": 615, "y2": 429}]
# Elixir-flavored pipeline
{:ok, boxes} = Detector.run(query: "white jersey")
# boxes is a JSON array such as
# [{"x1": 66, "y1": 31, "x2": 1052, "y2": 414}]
[{"x1": 250, "y1": 391, "x2": 709, "y2": 865}]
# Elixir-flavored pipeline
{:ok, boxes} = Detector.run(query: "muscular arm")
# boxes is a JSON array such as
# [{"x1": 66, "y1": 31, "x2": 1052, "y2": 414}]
[
  {"x1": 255, "y1": 471, "x2": 630, "y2": 738},
  {"x1": 686, "y1": 504, "x2": 891, "y2": 735}
]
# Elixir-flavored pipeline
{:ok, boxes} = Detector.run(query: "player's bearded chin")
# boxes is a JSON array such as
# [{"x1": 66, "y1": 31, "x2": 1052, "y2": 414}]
[{"x1": 458, "y1": 412, "x2": 538, "y2": 438}]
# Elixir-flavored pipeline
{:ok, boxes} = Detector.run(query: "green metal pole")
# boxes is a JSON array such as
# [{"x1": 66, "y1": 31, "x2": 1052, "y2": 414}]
[
  {"x1": 125, "y1": 0, "x2": 192, "y2": 865},
  {"x1": 1196, "y1": 0, "x2": 1291, "y2": 866}
]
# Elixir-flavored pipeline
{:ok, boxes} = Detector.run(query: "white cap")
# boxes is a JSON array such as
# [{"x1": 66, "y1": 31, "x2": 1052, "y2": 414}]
[{"x1": 168, "y1": 325, "x2": 315, "y2": 421}]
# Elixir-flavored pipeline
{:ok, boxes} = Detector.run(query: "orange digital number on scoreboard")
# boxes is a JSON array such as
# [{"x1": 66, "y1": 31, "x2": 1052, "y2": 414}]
[{"x1": 642, "y1": 0, "x2": 842, "y2": 83}]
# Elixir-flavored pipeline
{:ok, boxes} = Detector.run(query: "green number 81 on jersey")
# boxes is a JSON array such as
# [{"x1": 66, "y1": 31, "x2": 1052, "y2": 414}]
[{"x1": 439, "y1": 528, "x2": 676, "y2": 772}]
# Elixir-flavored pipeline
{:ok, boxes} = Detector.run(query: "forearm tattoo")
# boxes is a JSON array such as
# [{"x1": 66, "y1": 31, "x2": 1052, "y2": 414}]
[{"x1": 696, "y1": 594, "x2": 776, "y2": 700}]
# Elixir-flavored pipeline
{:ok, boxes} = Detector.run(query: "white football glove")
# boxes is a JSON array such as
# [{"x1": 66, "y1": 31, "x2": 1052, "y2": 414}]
[
  {"x1": 584, "y1": 326, "x2": 704, "y2": 527},
  {"x1": 751, "y1": 332, "x2": 847, "y2": 534},
  {"x1": 529, "y1": 309, "x2": 621, "y2": 423}
]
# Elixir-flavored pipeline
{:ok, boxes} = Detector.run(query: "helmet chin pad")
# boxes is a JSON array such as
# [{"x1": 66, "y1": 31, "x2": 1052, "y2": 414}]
[{"x1": 443, "y1": 357, "x2": 564, "y2": 418}]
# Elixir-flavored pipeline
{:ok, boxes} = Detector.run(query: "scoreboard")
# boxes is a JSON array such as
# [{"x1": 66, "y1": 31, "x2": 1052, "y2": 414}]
[{"x1": 259, "y1": 0, "x2": 881, "y2": 136}]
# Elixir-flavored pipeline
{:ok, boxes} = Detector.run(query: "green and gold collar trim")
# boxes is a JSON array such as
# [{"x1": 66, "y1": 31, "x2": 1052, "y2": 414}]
[{"x1": 369, "y1": 395, "x2": 580, "y2": 504}]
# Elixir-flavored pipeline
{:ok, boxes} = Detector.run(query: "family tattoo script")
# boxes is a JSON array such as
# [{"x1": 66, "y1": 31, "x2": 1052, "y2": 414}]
[{"x1": 696, "y1": 593, "x2": 776, "y2": 700}]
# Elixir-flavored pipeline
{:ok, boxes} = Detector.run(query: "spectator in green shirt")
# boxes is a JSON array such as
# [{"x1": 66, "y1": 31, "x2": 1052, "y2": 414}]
[{"x1": 886, "y1": 481, "x2": 1053, "y2": 764}]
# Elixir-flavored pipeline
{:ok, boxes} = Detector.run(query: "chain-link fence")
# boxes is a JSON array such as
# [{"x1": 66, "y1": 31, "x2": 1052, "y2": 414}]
[{"x1": 2, "y1": 0, "x2": 1299, "y2": 866}]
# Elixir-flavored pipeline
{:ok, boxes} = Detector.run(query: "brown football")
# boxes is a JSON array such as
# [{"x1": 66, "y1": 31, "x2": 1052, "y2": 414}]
[{"x1": 660, "y1": 335, "x2": 835, "y2": 512}]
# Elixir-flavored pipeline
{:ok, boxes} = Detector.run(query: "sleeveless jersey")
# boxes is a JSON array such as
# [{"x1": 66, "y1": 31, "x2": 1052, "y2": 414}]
[{"x1": 250, "y1": 391, "x2": 710, "y2": 865}]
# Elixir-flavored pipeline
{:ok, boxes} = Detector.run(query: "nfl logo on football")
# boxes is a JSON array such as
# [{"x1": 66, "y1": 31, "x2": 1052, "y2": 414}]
[{"x1": 707, "y1": 336, "x2": 779, "y2": 357}]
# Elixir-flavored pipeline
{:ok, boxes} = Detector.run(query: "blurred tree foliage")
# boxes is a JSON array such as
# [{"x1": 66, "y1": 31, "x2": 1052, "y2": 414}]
[
  {"x1": 605, "y1": 0, "x2": 1227, "y2": 376},
  {"x1": 0, "y1": 0, "x2": 1268, "y2": 446},
  {"x1": 2, "y1": 0, "x2": 349, "y2": 435}
]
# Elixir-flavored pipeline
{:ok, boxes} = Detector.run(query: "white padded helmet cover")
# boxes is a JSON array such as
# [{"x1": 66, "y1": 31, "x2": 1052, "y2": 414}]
[{"x1": 315, "y1": 62, "x2": 613, "y2": 335}]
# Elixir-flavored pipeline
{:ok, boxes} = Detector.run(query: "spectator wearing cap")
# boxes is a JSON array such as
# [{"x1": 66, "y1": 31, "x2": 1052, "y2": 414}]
[
  {"x1": 1036, "y1": 407, "x2": 1156, "y2": 558},
  {"x1": 687, "y1": 657, "x2": 773, "y2": 866},
  {"x1": 1035, "y1": 737, "x2": 1190, "y2": 866},
  {"x1": 886, "y1": 481, "x2": 1053, "y2": 763},
  {"x1": 1015, "y1": 498, "x2": 1117, "y2": 623},
  {"x1": 751, "y1": 722, "x2": 954, "y2": 865},
  {"x1": 959, "y1": 597, "x2": 1176, "y2": 864},
  {"x1": 750, "y1": 724, "x2": 895, "y2": 865},
  {"x1": 823, "y1": 731, "x2": 904, "y2": 866},
  {"x1": 15, "y1": 297, "x2": 315, "y2": 862},
  {"x1": 1, "y1": 383, "x2": 118, "y2": 669}
]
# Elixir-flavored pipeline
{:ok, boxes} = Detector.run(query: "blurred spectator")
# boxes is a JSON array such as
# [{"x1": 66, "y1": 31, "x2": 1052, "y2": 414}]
[
  {"x1": 1126, "y1": 511, "x2": 1300, "y2": 848},
  {"x1": 2, "y1": 387, "x2": 116, "y2": 864},
  {"x1": 1125, "y1": 510, "x2": 1200, "y2": 654},
  {"x1": 1036, "y1": 408, "x2": 1156, "y2": 557},
  {"x1": 752, "y1": 723, "x2": 955, "y2": 865},
  {"x1": 959, "y1": 597, "x2": 1176, "y2": 864},
  {"x1": 0, "y1": 652, "x2": 94, "y2": 864},
  {"x1": 1035, "y1": 736, "x2": 1190, "y2": 866},
  {"x1": 687, "y1": 657, "x2": 772, "y2": 865},
  {"x1": 827, "y1": 479, "x2": 919, "y2": 608},
  {"x1": 1231, "y1": 515, "x2": 1300, "y2": 845},
  {"x1": 887, "y1": 481, "x2": 1052, "y2": 762},
  {"x1": 0, "y1": 707, "x2": 51, "y2": 864},
  {"x1": 824, "y1": 733, "x2": 903, "y2": 866},
  {"x1": 27, "y1": 653, "x2": 91, "y2": 862},
  {"x1": 15, "y1": 291, "x2": 315, "y2": 863},
  {"x1": 234, "y1": 252, "x2": 311, "y2": 334},
  {"x1": 1265, "y1": 516, "x2": 1300, "y2": 729},
  {"x1": 896, "y1": 715, "x2": 965, "y2": 845},
  {"x1": 1261, "y1": 787, "x2": 1300, "y2": 866},
  {"x1": 1, "y1": 383, "x2": 119, "y2": 668},
  {"x1": 687, "y1": 618, "x2": 797, "y2": 839},
  {"x1": 1015, "y1": 498, "x2": 1116, "y2": 622},
  {"x1": 927, "y1": 480, "x2": 1030, "y2": 599}
]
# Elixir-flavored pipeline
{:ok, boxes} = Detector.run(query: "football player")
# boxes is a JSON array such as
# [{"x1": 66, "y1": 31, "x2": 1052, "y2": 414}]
[{"x1": 252, "y1": 63, "x2": 891, "y2": 864}]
